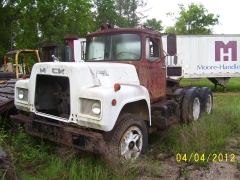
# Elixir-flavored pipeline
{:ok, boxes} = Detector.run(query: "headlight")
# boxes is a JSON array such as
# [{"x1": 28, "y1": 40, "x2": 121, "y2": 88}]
[
  {"x1": 17, "y1": 88, "x2": 28, "y2": 101},
  {"x1": 79, "y1": 98, "x2": 101, "y2": 119},
  {"x1": 18, "y1": 90, "x2": 24, "y2": 99},
  {"x1": 92, "y1": 102, "x2": 101, "y2": 115}
]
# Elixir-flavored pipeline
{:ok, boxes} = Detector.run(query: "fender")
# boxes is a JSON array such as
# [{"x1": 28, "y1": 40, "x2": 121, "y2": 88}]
[
  {"x1": 14, "y1": 79, "x2": 30, "y2": 112},
  {"x1": 112, "y1": 83, "x2": 151, "y2": 129},
  {"x1": 76, "y1": 83, "x2": 151, "y2": 131}
]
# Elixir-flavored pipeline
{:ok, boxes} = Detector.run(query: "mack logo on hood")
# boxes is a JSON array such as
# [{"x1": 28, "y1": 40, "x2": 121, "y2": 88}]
[
  {"x1": 52, "y1": 68, "x2": 64, "y2": 74},
  {"x1": 40, "y1": 68, "x2": 46, "y2": 73}
]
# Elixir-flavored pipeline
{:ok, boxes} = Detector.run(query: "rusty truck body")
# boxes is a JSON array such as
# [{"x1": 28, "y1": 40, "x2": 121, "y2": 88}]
[{"x1": 11, "y1": 24, "x2": 213, "y2": 159}]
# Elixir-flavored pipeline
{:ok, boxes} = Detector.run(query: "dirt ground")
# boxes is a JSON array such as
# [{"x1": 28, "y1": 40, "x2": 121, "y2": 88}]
[
  {"x1": 158, "y1": 155, "x2": 240, "y2": 180},
  {"x1": 146, "y1": 137, "x2": 240, "y2": 180}
]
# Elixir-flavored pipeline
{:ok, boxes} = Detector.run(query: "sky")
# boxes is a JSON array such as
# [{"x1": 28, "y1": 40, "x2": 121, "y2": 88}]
[{"x1": 145, "y1": 0, "x2": 239, "y2": 34}]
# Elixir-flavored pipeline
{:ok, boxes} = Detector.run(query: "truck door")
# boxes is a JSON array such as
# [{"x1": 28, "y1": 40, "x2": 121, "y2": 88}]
[{"x1": 145, "y1": 36, "x2": 166, "y2": 101}]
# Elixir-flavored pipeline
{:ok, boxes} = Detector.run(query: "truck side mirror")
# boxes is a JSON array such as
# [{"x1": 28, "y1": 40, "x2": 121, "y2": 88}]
[{"x1": 167, "y1": 34, "x2": 177, "y2": 56}]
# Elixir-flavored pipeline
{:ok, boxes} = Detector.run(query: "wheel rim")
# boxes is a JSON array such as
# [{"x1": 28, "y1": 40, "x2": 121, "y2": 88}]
[
  {"x1": 206, "y1": 94, "x2": 212, "y2": 114},
  {"x1": 120, "y1": 126, "x2": 143, "y2": 159},
  {"x1": 193, "y1": 97, "x2": 200, "y2": 121}
]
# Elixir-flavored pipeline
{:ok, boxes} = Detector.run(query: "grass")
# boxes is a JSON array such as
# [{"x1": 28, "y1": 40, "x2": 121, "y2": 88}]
[
  {"x1": 1, "y1": 77, "x2": 240, "y2": 179},
  {"x1": 155, "y1": 93, "x2": 240, "y2": 155},
  {"x1": 19, "y1": 154, "x2": 111, "y2": 180},
  {"x1": 147, "y1": 77, "x2": 240, "y2": 166},
  {"x1": 0, "y1": 128, "x2": 161, "y2": 180}
]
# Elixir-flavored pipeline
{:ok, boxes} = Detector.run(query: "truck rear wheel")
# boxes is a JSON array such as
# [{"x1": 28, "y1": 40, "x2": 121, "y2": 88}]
[
  {"x1": 104, "y1": 114, "x2": 148, "y2": 160},
  {"x1": 200, "y1": 87, "x2": 213, "y2": 114},
  {"x1": 173, "y1": 88, "x2": 186, "y2": 121},
  {"x1": 182, "y1": 88, "x2": 201, "y2": 123}
]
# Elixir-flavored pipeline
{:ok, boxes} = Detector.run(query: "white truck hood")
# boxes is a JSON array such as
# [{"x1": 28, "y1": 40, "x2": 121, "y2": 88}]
[{"x1": 31, "y1": 62, "x2": 140, "y2": 86}]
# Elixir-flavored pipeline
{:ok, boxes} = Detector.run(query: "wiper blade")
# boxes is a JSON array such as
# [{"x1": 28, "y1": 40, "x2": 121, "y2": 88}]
[{"x1": 88, "y1": 56, "x2": 103, "y2": 60}]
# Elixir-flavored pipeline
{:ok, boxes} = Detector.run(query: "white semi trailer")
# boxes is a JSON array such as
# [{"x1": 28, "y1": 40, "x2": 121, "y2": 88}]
[{"x1": 163, "y1": 34, "x2": 240, "y2": 91}]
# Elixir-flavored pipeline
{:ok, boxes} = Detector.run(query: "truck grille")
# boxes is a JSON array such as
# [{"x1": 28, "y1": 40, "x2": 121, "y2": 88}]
[{"x1": 35, "y1": 74, "x2": 70, "y2": 119}]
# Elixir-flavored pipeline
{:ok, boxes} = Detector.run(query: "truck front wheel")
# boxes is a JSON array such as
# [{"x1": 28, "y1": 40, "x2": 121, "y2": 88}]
[
  {"x1": 182, "y1": 88, "x2": 201, "y2": 123},
  {"x1": 104, "y1": 114, "x2": 148, "y2": 160}
]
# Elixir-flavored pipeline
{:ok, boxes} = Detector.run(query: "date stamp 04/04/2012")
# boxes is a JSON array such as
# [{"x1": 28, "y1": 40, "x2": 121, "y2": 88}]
[{"x1": 176, "y1": 153, "x2": 235, "y2": 163}]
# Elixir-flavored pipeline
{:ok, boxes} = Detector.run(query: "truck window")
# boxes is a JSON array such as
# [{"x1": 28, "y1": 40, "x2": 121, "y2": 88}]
[
  {"x1": 146, "y1": 37, "x2": 160, "y2": 61},
  {"x1": 85, "y1": 34, "x2": 141, "y2": 61},
  {"x1": 86, "y1": 36, "x2": 105, "y2": 61}
]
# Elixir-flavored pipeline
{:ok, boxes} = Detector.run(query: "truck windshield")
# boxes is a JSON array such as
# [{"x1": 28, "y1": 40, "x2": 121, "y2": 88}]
[{"x1": 85, "y1": 34, "x2": 141, "y2": 61}]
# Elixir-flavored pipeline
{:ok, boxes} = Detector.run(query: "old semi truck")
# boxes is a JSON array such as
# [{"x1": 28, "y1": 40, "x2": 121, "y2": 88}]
[
  {"x1": 11, "y1": 23, "x2": 213, "y2": 159},
  {"x1": 163, "y1": 34, "x2": 240, "y2": 91}
]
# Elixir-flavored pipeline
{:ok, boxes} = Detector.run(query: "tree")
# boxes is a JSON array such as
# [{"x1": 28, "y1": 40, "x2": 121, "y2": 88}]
[
  {"x1": 37, "y1": 0, "x2": 95, "y2": 45},
  {"x1": 144, "y1": 18, "x2": 163, "y2": 33},
  {"x1": 165, "y1": 3, "x2": 220, "y2": 34},
  {"x1": 115, "y1": 0, "x2": 148, "y2": 27},
  {"x1": 94, "y1": 0, "x2": 122, "y2": 28},
  {"x1": 64, "y1": 0, "x2": 95, "y2": 37},
  {"x1": 0, "y1": 0, "x2": 19, "y2": 60},
  {"x1": 0, "y1": 0, "x2": 152, "y2": 61},
  {"x1": 13, "y1": 0, "x2": 40, "y2": 49}
]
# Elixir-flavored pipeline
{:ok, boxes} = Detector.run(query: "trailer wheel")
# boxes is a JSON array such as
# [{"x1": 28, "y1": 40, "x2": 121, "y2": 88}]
[
  {"x1": 200, "y1": 87, "x2": 213, "y2": 114},
  {"x1": 182, "y1": 88, "x2": 201, "y2": 123},
  {"x1": 104, "y1": 114, "x2": 148, "y2": 160}
]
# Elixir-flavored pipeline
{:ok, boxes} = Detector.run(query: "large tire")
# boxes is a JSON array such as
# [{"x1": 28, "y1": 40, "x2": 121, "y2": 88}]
[
  {"x1": 103, "y1": 114, "x2": 148, "y2": 160},
  {"x1": 173, "y1": 88, "x2": 186, "y2": 100},
  {"x1": 200, "y1": 87, "x2": 213, "y2": 114},
  {"x1": 173, "y1": 88, "x2": 186, "y2": 121},
  {"x1": 182, "y1": 88, "x2": 201, "y2": 123}
]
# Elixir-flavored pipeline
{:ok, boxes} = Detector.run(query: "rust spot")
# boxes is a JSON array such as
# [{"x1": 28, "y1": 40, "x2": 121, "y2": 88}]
[{"x1": 112, "y1": 99, "x2": 117, "y2": 106}]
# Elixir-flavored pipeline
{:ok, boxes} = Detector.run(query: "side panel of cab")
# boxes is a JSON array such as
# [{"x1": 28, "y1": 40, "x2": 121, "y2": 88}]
[{"x1": 135, "y1": 33, "x2": 166, "y2": 103}]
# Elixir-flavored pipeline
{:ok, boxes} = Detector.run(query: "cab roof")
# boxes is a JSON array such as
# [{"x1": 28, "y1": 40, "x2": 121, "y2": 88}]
[{"x1": 86, "y1": 27, "x2": 161, "y2": 38}]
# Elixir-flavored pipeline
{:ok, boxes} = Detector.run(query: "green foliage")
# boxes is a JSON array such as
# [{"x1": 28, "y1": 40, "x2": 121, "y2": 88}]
[
  {"x1": 94, "y1": 0, "x2": 123, "y2": 28},
  {"x1": 144, "y1": 18, "x2": 163, "y2": 33},
  {"x1": 165, "y1": 3, "x2": 220, "y2": 34},
  {"x1": 0, "y1": 0, "x2": 150, "y2": 62},
  {"x1": 4, "y1": 126, "x2": 161, "y2": 179},
  {"x1": 0, "y1": 1, "x2": 16, "y2": 60},
  {"x1": 0, "y1": 129, "x2": 8, "y2": 151},
  {"x1": 37, "y1": 0, "x2": 95, "y2": 45},
  {"x1": 115, "y1": 0, "x2": 148, "y2": 27},
  {"x1": 26, "y1": 155, "x2": 111, "y2": 180},
  {"x1": 10, "y1": 128, "x2": 50, "y2": 162},
  {"x1": 0, "y1": 0, "x2": 95, "y2": 58},
  {"x1": 65, "y1": 0, "x2": 95, "y2": 37},
  {"x1": 94, "y1": 0, "x2": 149, "y2": 28}
]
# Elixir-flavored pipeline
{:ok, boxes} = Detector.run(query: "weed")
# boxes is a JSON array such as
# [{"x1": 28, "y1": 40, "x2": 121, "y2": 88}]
[
  {"x1": 179, "y1": 167, "x2": 189, "y2": 179},
  {"x1": 194, "y1": 161, "x2": 210, "y2": 170},
  {"x1": 10, "y1": 128, "x2": 51, "y2": 162},
  {"x1": 0, "y1": 125, "x2": 18, "y2": 180},
  {"x1": 235, "y1": 159, "x2": 240, "y2": 170},
  {"x1": 237, "y1": 141, "x2": 240, "y2": 149}
]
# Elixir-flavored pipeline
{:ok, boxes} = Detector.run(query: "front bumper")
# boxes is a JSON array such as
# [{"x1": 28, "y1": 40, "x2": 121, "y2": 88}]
[{"x1": 10, "y1": 114, "x2": 105, "y2": 154}]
